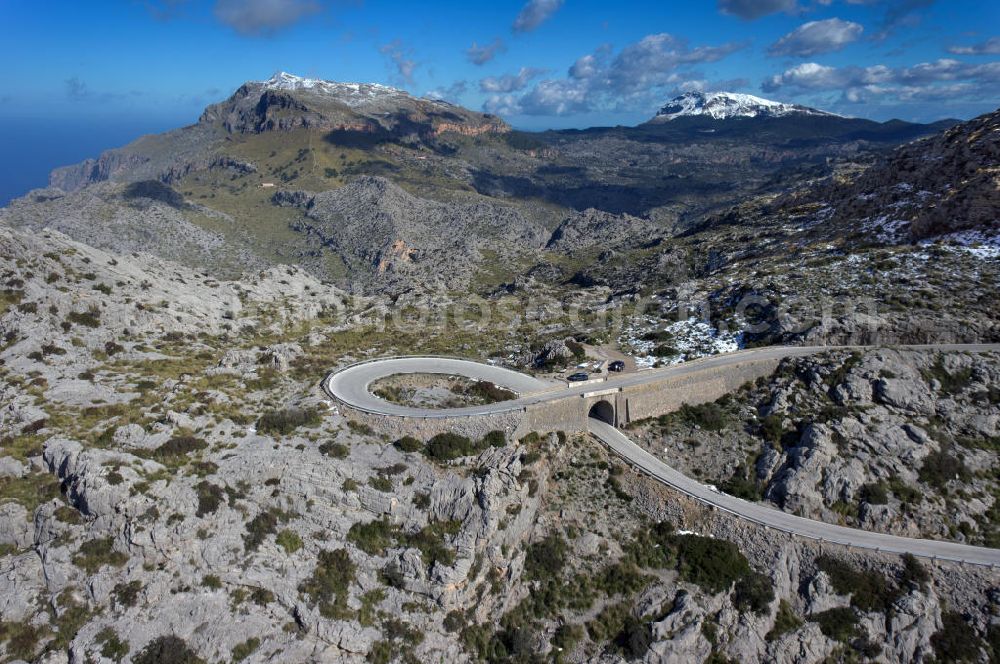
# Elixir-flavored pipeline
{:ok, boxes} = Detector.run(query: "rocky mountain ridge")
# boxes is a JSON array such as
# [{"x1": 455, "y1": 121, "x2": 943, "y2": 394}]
[{"x1": 649, "y1": 90, "x2": 838, "y2": 122}]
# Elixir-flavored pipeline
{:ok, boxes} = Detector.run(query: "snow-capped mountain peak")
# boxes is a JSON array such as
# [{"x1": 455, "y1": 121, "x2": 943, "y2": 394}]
[
  {"x1": 650, "y1": 91, "x2": 839, "y2": 122},
  {"x1": 260, "y1": 72, "x2": 415, "y2": 108}
]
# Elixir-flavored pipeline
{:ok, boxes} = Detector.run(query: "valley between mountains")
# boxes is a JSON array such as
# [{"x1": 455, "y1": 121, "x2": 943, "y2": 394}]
[{"x1": 0, "y1": 73, "x2": 998, "y2": 664}]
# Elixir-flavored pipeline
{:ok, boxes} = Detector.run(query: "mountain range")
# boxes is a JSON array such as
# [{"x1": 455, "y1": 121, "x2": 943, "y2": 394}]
[{"x1": 0, "y1": 73, "x2": 972, "y2": 294}]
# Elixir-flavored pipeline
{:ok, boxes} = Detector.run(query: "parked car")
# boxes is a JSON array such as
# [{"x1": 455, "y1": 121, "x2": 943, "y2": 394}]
[
  {"x1": 608, "y1": 360, "x2": 625, "y2": 372},
  {"x1": 567, "y1": 372, "x2": 589, "y2": 382}
]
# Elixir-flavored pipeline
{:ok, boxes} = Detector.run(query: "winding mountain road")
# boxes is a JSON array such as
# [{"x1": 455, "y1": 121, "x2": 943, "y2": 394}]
[{"x1": 325, "y1": 344, "x2": 1000, "y2": 566}]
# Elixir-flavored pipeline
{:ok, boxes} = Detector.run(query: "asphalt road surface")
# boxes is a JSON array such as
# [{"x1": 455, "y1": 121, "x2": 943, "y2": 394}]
[{"x1": 324, "y1": 344, "x2": 1000, "y2": 566}]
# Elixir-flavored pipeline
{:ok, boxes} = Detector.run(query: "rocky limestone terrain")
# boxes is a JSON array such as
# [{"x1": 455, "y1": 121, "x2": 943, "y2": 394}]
[
  {"x1": 628, "y1": 348, "x2": 1000, "y2": 546},
  {"x1": 276, "y1": 176, "x2": 546, "y2": 292},
  {"x1": 2, "y1": 222, "x2": 998, "y2": 663}
]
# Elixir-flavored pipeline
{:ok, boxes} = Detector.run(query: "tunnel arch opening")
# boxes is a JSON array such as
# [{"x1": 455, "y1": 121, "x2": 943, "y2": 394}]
[{"x1": 589, "y1": 400, "x2": 615, "y2": 426}]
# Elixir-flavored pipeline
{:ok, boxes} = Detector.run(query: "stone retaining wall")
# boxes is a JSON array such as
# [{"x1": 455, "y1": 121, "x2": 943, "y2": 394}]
[{"x1": 337, "y1": 356, "x2": 783, "y2": 441}]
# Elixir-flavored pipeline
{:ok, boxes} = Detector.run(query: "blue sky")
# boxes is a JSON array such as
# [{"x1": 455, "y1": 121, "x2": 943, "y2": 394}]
[{"x1": 0, "y1": 0, "x2": 998, "y2": 202}]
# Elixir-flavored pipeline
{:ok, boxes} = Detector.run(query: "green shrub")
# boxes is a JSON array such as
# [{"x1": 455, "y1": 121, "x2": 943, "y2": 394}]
[
  {"x1": 73, "y1": 537, "x2": 128, "y2": 573},
  {"x1": 319, "y1": 441, "x2": 349, "y2": 459},
  {"x1": 257, "y1": 407, "x2": 321, "y2": 436},
  {"x1": 766, "y1": 600, "x2": 803, "y2": 641},
  {"x1": 394, "y1": 436, "x2": 423, "y2": 453},
  {"x1": 551, "y1": 623, "x2": 585, "y2": 660},
  {"x1": 674, "y1": 402, "x2": 728, "y2": 431},
  {"x1": 616, "y1": 615, "x2": 653, "y2": 658},
  {"x1": 482, "y1": 430, "x2": 507, "y2": 447},
  {"x1": 858, "y1": 482, "x2": 888, "y2": 505},
  {"x1": 231, "y1": 637, "x2": 260, "y2": 662},
  {"x1": 918, "y1": 447, "x2": 969, "y2": 488},
  {"x1": 133, "y1": 636, "x2": 206, "y2": 664},
  {"x1": 930, "y1": 612, "x2": 982, "y2": 663},
  {"x1": 720, "y1": 465, "x2": 762, "y2": 501},
  {"x1": 425, "y1": 432, "x2": 477, "y2": 461},
  {"x1": 194, "y1": 481, "x2": 223, "y2": 517},
  {"x1": 368, "y1": 476, "x2": 393, "y2": 492},
  {"x1": 815, "y1": 555, "x2": 899, "y2": 613},
  {"x1": 112, "y1": 580, "x2": 142, "y2": 607},
  {"x1": 524, "y1": 534, "x2": 568, "y2": 580},
  {"x1": 922, "y1": 357, "x2": 973, "y2": 396},
  {"x1": 96, "y1": 627, "x2": 129, "y2": 661},
  {"x1": 899, "y1": 554, "x2": 929, "y2": 591},
  {"x1": 347, "y1": 518, "x2": 399, "y2": 555},
  {"x1": 276, "y1": 529, "x2": 303, "y2": 554},
  {"x1": 66, "y1": 306, "x2": 102, "y2": 328},
  {"x1": 408, "y1": 519, "x2": 462, "y2": 567},
  {"x1": 652, "y1": 344, "x2": 678, "y2": 357},
  {"x1": 674, "y1": 535, "x2": 750, "y2": 594},
  {"x1": 202, "y1": 575, "x2": 222, "y2": 589},
  {"x1": 463, "y1": 381, "x2": 517, "y2": 404},
  {"x1": 299, "y1": 548, "x2": 356, "y2": 618},
  {"x1": 732, "y1": 571, "x2": 774, "y2": 614},
  {"x1": 443, "y1": 610, "x2": 465, "y2": 633},
  {"x1": 586, "y1": 601, "x2": 631, "y2": 643},
  {"x1": 151, "y1": 436, "x2": 207, "y2": 461},
  {"x1": 0, "y1": 620, "x2": 44, "y2": 661},
  {"x1": 244, "y1": 510, "x2": 279, "y2": 551},
  {"x1": 810, "y1": 607, "x2": 859, "y2": 642}
]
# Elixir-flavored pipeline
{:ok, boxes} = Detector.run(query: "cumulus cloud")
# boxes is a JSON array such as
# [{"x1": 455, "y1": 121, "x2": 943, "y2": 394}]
[
  {"x1": 762, "y1": 58, "x2": 1000, "y2": 104},
  {"x1": 379, "y1": 40, "x2": 417, "y2": 85},
  {"x1": 484, "y1": 33, "x2": 746, "y2": 116},
  {"x1": 717, "y1": 0, "x2": 798, "y2": 20},
  {"x1": 589, "y1": 34, "x2": 747, "y2": 97},
  {"x1": 948, "y1": 37, "x2": 1000, "y2": 55},
  {"x1": 479, "y1": 67, "x2": 545, "y2": 93},
  {"x1": 466, "y1": 38, "x2": 507, "y2": 66},
  {"x1": 425, "y1": 80, "x2": 468, "y2": 103},
  {"x1": 768, "y1": 18, "x2": 863, "y2": 57},
  {"x1": 214, "y1": 0, "x2": 321, "y2": 36},
  {"x1": 512, "y1": 0, "x2": 563, "y2": 33}
]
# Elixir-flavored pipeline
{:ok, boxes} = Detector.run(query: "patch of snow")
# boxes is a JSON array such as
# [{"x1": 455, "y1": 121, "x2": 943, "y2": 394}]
[
  {"x1": 260, "y1": 71, "x2": 439, "y2": 108},
  {"x1": 623, "y1": 316, "x2": 744, "y2": 367},
  {"x1": 919, "y1": 228, "x2": 1000, "y2": 259},
  {"x1": 652, "y1": 91, "x2": 839, "y2": 122}
]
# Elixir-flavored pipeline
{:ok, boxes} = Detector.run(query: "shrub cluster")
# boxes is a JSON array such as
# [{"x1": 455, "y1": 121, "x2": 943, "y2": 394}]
[
  {"x1": 257, "y1": 407, "x2": 321, "y2": 436},
  {"x1": 393, "y1": 430, "x2": 508, "y2": 461},
  {"x1": 298, "y1": 548, "x2": 356, "y2": 619}
]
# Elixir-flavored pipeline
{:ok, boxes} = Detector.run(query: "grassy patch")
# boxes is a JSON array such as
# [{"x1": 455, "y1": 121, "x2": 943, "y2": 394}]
[{"x1": 72, "y1": 537, "x2": 128, "y2": 574}]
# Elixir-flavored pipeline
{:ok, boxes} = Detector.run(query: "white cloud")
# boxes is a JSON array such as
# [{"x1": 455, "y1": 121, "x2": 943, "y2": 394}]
[
  {"x1": 379, "y1": 40, "x2": 417, "y2": 85},
  {"x1": 768, "y1": 18, "x2": 863, "y2": 57},
  {"x1": 762, "y1": 58, "x2": 1000, "y2": 105},
  {"x1": 512, "y1": 0, "x2": 564, "y2": 33},
  {"x1": 466, "y1": 38, "x2": 507, "y2": 66},
  {"x1": 483, "y1": 32, "x2": 746, "y2": 116},
  {"x1": 214, "y1": 0, "x2": 320, "y2": 36},
  {"x1": 479, "y1": 67, "x2": 545, "y2": 93},
  {"x1": 948, "y1": 37, "x2": 1000, "y2": 56}
]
